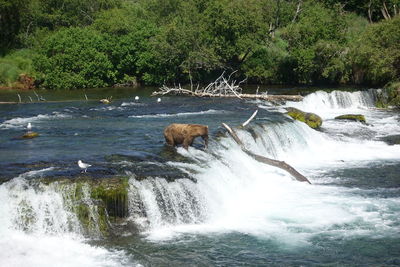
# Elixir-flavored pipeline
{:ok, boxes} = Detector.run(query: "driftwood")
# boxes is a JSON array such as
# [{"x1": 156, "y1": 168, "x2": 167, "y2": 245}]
[
  {"x1": 151, "y1": 72, "x2": 303, "y2": 102},
  {"x1": 221, "y1": 122, "x2": 311, "y2": 184}
]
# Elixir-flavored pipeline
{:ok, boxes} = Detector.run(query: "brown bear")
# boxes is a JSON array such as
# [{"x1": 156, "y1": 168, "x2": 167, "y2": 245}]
[{"x1": 164, "y1": 123, "x2": 208, "y2": 149}]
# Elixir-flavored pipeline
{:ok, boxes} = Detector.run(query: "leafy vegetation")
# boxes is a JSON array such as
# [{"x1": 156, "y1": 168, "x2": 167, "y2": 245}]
[
  {"x1": 0, "y1": 0, "x2": 399, "y2": 89},
  {"x1": 0, "y1": 49, "x2": 37, "y2": 87}
]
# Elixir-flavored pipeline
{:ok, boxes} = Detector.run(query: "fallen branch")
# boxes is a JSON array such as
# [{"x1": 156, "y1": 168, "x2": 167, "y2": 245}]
[
  {"x1": 221, "y1": 122, "x2": 311, "y2": 184},
  {"x1": 242, "y1": 110, "x2": 258, "y2": 127},
  {"x1": 152, "y1": 72, "x2": 303, "y2": 102},
  {"x1": 152, "y1": 89, "x2": 302, "y2": 102}
]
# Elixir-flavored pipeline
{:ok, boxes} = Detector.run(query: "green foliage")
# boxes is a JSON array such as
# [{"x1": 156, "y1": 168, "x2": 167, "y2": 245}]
[
  {"x1": 280, "y1": 1, "x2": 349, "y2": 84},
  {"x1": 203, "y1": 0, "x2": 269, "y2": 67},
  {"x1": 0, "y1": 49, "x2": 37, "y2": 86},
  {"x1": 385, "y1": 82, "x2": 400, "y2": 107},
  {"x1": 35, "y1": 27, "x2": 116, "y2": 89},
  {"x1": 2, "y1": 0, "x2": 400, "y2": 89},
  {"x1": 242, "y1": 38, "x2": 291, "y2": 84},
  {"x1": 0, "y1": 0, "x2": 30, "y2": 51},
  {"x1": 0, "y1": 0, "x2": 121, "y2": 52},
  {"x1": 37, "y1": 0, "x2": 121, "y2": 28},
  {"x1": 351, "y1": 16, "x2": 400, "y2": 85},
  {"x1": 319, "y1": 0, "x2": 400, "y2": 22}
]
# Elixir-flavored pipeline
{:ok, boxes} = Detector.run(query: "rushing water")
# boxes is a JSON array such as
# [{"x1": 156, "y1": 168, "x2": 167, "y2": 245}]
[{"x1": 0, "y1": 87, "x2": 399, "y2": 266}]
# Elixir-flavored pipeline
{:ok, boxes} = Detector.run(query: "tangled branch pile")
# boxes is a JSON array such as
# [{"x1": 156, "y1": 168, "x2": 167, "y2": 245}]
[
  {"x1": 152, "y1": 71, "x2": 245, "y2": 98},
  {"x1": 151, "y1": 71, "x2": 303, "y2": 102}
]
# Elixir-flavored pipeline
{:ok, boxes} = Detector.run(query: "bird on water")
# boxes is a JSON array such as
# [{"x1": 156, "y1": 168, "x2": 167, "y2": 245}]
[{"x1": 78, "y1": 160, "x2": 91, "y2": 173}]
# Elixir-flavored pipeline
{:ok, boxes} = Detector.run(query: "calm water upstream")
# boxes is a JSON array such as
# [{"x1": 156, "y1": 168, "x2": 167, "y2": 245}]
[{"x1": 0, "y1": 87, "x2": 399, "y2": 266}]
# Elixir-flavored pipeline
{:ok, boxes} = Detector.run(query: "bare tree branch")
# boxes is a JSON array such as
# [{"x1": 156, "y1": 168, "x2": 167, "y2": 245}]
[{"x1": 152, "y1": 72, "x2": 303, "y2": 102}]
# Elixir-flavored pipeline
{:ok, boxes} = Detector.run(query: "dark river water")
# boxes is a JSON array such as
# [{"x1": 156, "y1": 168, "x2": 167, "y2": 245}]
[{"x1": 0, "y1": 87, "x2": 399, "y2": 266}]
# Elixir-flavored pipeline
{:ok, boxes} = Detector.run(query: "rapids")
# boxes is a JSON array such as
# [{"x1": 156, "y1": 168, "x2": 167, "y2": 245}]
[{"x1": 0, "y1": 88, "x2": 399, "y2": 266}]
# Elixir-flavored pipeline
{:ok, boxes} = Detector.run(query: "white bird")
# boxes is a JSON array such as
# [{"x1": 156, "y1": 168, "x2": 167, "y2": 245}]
[
  {"x1": 157, "y1": 98, "x2": 161, "y2": 103},
  {"x1": 27, "y1": 123, "x2": 32, "y2": 132},
  {"x1": 134, "y1": 96, "x2": 139, "y2": 101},
  {"x1": 78, "y1": 160, "x2": 91, "y2": 173}
]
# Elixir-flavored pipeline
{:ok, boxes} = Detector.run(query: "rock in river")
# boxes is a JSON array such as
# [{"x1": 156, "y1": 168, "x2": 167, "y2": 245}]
[{"x1": 286, "y1": 107, "x2": 322, "y2": 129}]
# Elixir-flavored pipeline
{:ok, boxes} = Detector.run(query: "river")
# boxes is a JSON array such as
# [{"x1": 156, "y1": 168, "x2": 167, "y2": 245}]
[{"x1": 0, "y1": 87, "x2": 399, "y2": 266}]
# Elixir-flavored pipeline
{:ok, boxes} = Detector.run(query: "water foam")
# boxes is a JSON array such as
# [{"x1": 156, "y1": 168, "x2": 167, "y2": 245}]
[
  {"x1": 0, "y1": 112, "x2": 71, "y2": 129},
  {"x1": 125, "y1": 90, "x2": 400, "y2": 244},
  {"x1": 285, "y1": 90, "x2": 376, "y2": 119},
  {"x1": 0, "y1": 178, "x2": 130, "y2": 267},
  {"x1": 16, "y1": 167, "x2": 56, "y2": 179},
  {"x1": 129, "y1": 109, "x2": 228, "y2": 118},
  {"x1": 130, "y1": 135, "x2": 400, "y2": 244}
]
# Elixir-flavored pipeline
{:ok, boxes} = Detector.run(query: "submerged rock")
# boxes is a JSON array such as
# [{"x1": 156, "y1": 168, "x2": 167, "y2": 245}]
[
  {"x1": 286, "y1": 107, "x2": 322, "y2": 129},
  {"x1": 22, "y1": 132, "x2": 39, "y2": 139},
  {"x1": 334, "y1": 114, "x2": 366, "y2": 123},
  {"x1": 380, "y1": 135, "x2": 400, "y2": 145}
]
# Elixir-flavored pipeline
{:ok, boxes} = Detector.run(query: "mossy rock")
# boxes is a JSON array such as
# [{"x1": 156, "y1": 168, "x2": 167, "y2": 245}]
[
  {"x1": 286, "y1": 107, "x2": 322, "y2": 129},
  {"x1": 335, "y1": 114, "x2": 366, "y2": 123},
  {"x1": 22, "y1": 132, "x2": 39, "y2": 139},
  {"x1": 90, "y1": 177, "x2": 129, "y2": 219},
  {"x1": 40, "y1": 176, "x2": 130, "y2": 237}
]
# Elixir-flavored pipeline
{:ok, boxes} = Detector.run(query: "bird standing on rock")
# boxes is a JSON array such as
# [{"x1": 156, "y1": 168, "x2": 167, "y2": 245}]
[
  {"x1": 135, "y1": 96, "x2": 139, "y2": 102},
  {"x1": 78, "y1": 160, "x2": 91, "y2": 173},
  {"x1": 27, "y1": 123, "x2": 32, "y2": 132}
]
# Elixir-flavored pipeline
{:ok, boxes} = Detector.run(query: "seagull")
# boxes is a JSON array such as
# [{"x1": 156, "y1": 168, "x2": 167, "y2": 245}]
[
  {"x1": 78, "y1": 160, "x2": 91, "y2": 173},
  {"x1": 27, "y1": 123, "x2": 32, "y2": 132},
  {"x1": 157, "y1": 98, "x2": 161, "y2": 103},
  {"x1": 135, "y1": 96, "x2": 139, "y2": 102}
]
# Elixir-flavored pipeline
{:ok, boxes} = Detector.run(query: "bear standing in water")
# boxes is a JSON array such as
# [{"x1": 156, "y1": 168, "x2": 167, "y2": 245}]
[{"x1": 164, "y1": 123, "x2": 208, "y2": 149}]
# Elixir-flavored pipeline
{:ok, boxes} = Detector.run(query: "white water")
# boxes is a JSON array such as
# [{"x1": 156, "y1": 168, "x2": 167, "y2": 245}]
[
  {"x1": 0, "y1": 112, "x2": 71, "y2": 129},
  {"x1": 0, "y1": 177, "x2": 129, "y2": 267},
  {"x1": 285, "y1": 90, "x2": 376, "y2": 118},
  {"x1": 1, "y1": 89, "x2": 399, "y2": 263},
  {"x1": 127, "y1": 90, "x2": 400, "y2": 244},
  {"x1": 129, "y1": 109, "x2": 228, "y2": 118}
]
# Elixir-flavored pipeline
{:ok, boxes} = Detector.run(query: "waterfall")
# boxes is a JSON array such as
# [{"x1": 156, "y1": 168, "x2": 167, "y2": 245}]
[
  {"x1": 124, "y1": 114, "x2": 400, "y2": 240},
  {"x1": 0, "y1": 178, "x2": 81, "y2": 235},
  {"x1": 0, "y1": 177, "x2": 128, "y2": 266},
  {"x1": 286, "y1": 90, "x2": 377, "y2": 118},
  {"x1": 128, "y1": 176, "x2": 206, "y2": 231}
]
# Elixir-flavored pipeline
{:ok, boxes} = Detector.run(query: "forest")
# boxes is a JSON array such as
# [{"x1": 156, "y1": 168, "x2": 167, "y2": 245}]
[{"x1": 0, "y1": 0, "x2": 399, "y2": 91}]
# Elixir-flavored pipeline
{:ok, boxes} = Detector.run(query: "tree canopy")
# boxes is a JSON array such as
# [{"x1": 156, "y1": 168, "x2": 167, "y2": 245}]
[{"x1": 1, "y1": 0, "x2": 399, "y2": 89}]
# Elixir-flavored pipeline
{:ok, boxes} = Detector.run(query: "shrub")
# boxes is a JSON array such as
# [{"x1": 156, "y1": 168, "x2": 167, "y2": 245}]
[
  {"x1": 34, "y1": 27, "x2": 116, "y2": 89},
  {"x1": 0, "y1": 49, "x2": 37, "y2": 86}
]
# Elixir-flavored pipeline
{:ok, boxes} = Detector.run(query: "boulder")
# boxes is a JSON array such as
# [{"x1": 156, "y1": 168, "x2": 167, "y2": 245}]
[
  {"x1": 334, "y1": 114, "x2": 366, "y2": 124},
  {"x1": 286, "y1": 107, "x2": 322, "y2": 129}
]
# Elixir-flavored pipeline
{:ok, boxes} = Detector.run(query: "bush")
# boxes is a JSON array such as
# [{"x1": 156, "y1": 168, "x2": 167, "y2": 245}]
[
  {"x1": 280, "y1": 1, "x2": 348, "y2": 84},
  {"x1": 241, "y1": 37, "x2": 290, "y2": 84},
  {"x1": 351, "y1": 15, "x2": 400, "y2": 86},
  {"x1": 0, "y1": 49, "x2": 37, "y2": 86},
  {"x1": 34, "y1": 27, "x2": 116, "y2": 89}
]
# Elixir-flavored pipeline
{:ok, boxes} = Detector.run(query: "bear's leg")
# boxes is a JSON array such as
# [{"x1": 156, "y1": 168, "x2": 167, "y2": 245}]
[
  {"x1": 165, "y1": 135, "x2": 175, "y2": 146},
  {"x1": 183, "y1": 137, "x2": 193, "y2": 150},
  {"x1": 202, "y1": 135, "x2": 208, "y2": 148}
]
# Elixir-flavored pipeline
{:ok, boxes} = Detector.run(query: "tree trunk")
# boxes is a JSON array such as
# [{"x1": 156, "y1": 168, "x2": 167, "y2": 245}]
[{"x1": 221, "y1": 123, "x2": 311, "y2": 184}]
